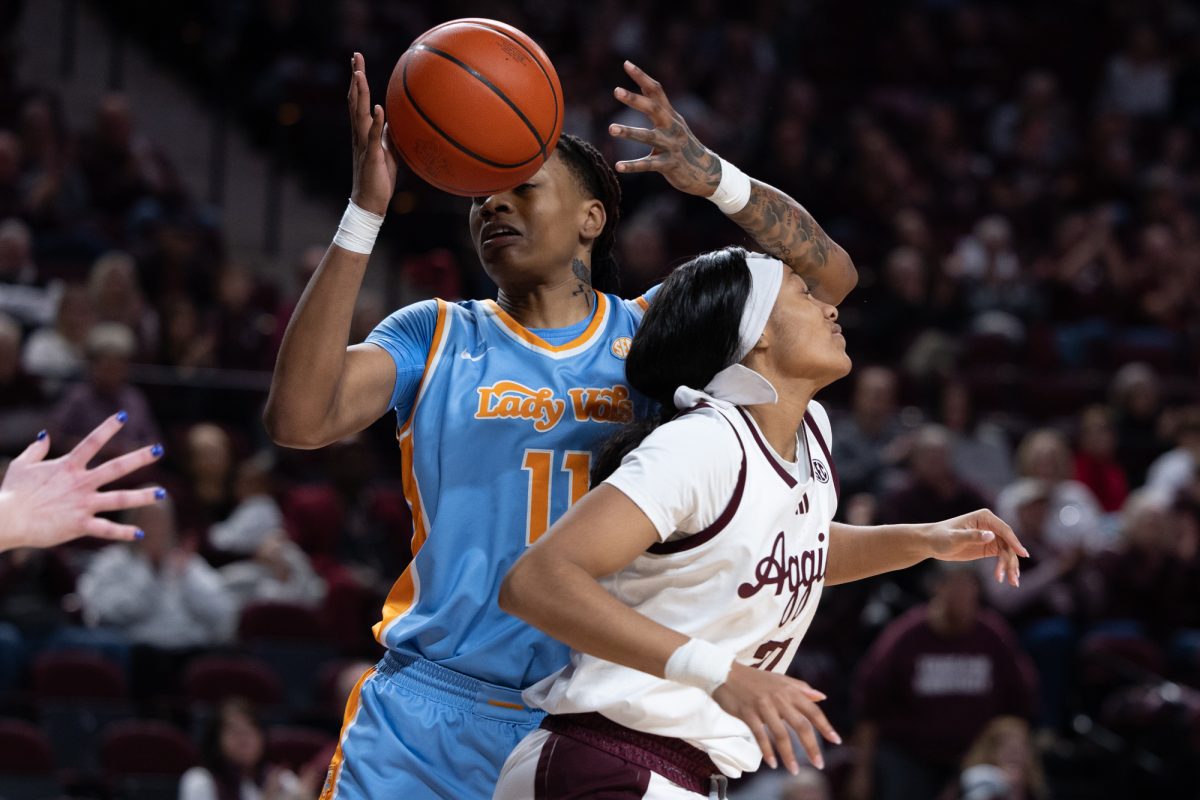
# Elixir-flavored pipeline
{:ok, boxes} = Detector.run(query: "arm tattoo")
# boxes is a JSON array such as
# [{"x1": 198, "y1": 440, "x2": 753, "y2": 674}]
[
  {"x1": 571, "y1": 257, "x2": 595, "y2": 305},
  {"x1": 670, "y1": 121, "x2": 722, "y2": 192},
  {"x1": 729, "y1": 181, "x2": 833, "y2": 286}
]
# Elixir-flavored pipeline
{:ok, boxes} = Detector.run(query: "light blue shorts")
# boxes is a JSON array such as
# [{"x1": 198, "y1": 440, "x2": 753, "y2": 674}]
[{"x1": 321, "y1": 651, "x2": 544, "y2": 800}]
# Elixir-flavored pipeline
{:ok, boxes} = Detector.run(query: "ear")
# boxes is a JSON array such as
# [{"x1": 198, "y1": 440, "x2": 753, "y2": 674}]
[{"x1": 579, "y1": 199, "x2": 606, "y2": 245}]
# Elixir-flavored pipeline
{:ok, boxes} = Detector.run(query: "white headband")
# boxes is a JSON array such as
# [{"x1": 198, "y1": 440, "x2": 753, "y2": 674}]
[{"x1": 674, "y1": 255, "x2": 784, "y2": 410}]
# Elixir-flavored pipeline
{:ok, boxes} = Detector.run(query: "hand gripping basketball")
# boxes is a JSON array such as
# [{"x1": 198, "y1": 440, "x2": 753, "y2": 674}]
[
  {"x1": 348, "y1": 52, "x2": 400, "y2": 217},
  {"x1": 608, "y1": 61, "x2": 724, "y2": 198}
]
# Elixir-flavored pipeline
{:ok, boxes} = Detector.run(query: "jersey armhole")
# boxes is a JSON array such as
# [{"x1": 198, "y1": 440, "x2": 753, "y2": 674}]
[
  {"x1": 645, "y1": 405, "x2": 747, "y2": 555},
  {"x1": 399, "y1": 299, "x2": 450, "y2": 433}
]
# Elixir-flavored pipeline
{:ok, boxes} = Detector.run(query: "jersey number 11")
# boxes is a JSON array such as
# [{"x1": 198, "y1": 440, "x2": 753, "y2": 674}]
[{"x1": 522, "y1": 449, "x2": 591, "y2": 544}]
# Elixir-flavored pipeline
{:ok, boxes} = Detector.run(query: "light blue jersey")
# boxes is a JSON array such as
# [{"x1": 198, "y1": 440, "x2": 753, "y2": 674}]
[{"x1": 321, "y1": 289, "x2": 656, "y2": 800}]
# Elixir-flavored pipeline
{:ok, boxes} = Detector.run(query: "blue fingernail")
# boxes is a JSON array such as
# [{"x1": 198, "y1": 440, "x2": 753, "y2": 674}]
[
  {"x1": 116, "y1": 410, "x2": 128, "y2": 424},
  {"x1": 134, "y1": 529, "x2": 144, "y2": 540},
  {"x1": 36, "y1": 429, "x2": 47, "y2": 440},
  {"x1": 151, "y1": 444, "x2": 164, "y2": 458},
  {"x1": 154, "y1": 488, "x2": 167, "y2": 500}
]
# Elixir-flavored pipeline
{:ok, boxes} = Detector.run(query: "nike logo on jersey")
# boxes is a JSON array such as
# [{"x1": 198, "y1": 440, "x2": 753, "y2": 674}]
[{"x1": 460, "y1": 347, "x2": 495, "y2": 362}]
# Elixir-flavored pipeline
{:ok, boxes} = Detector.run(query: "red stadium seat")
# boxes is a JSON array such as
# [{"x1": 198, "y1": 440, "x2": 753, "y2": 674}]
[
  {"x1": 33, "y1": 650, "x2": 133, "y2": 772},
  {"x1": 239, "y1": 601, "x2": 326, "y2": 642},
  {"x1": 32, "y1": 649, "x2": 128, "y2": 699},
  {"x1": 238, "y1": 602, "x2": 336, "y2": 708},
  {"x1": 102, "y1": 720, "x2": 198, "y2": 800},
  {"x1": 184, "y1": 655, "x2": 284, "y2": 706},
  {"x1": 283, "y1": 485, "x2": 345, "y2": 557},
  {"x1": 0, "y1": 719, "x2": 54, "y2": 773}
]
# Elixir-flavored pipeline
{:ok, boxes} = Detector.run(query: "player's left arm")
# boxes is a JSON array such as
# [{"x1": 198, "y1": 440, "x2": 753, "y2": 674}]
[
  {"x1": 609, "y1": 61, "x2": 857, "y2": 305},
  {"x1": 825, "y1": 510, "x2": 1029, "y2": 587}
]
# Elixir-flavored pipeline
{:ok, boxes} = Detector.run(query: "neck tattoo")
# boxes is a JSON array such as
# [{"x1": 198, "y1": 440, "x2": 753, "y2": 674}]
[{"x1": 571, "y1": 257, "x2": 595, "y2": 307}]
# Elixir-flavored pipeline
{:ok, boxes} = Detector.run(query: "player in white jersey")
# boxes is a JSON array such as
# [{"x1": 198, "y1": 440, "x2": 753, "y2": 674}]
[{"x1": 493, "y1": 248, "x2": 1029, "y2": 800}]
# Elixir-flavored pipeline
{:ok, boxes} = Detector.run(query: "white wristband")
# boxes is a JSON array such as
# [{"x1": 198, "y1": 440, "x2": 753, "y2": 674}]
[
  {"x1": 664, "y1": 638, "x2": 736, "y2": 695},
  {"x1": 333, "y1": 200, "x2": 384, "y2": 254},
  {"x1": 706, "y1": 158, "x2": 752, "y2": 215}
]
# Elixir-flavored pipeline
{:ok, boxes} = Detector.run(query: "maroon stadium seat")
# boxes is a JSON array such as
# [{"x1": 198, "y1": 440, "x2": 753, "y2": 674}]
[
  {"x1": 0, "y1": 719, "x2": 57, "y2": 800},
  {"x1": 184, "y1": 655, "x2": 283, "y2": 706},
  {"x1": 33, "y1": 649, "x2": 133, "y2": 772},
  {"x1": 102, "y1": 720, "x2": 198, "y2": 800},
  {"x1": 32, "y1": 649, "x2": 128, "y2": 699},
  {"x1": 239, "y1": 600, "x2": 326, "y2": 641}
]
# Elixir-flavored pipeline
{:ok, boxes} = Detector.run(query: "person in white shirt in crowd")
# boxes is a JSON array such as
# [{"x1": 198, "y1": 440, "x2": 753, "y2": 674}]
[
  {"x1": 493, "y1": 248, "x2": 1026, "y2": 799},
  {"x1": 79, "y1": 495, "x2": 236, "y2": 650},
  {"x1": 21, "y1": 283, "x2": 93, "y2": 390},
  {"x1": 1144, "y1": 406, "x2": 1200, "y2": 502},
  {"x1": 997, "y1": 428, "x2": 1109, "y2": 551}
]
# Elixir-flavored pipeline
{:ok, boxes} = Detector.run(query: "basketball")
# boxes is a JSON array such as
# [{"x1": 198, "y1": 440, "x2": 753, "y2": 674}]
[{"x1": 385, "y1": 18, "x2": 564, "y2": 197}]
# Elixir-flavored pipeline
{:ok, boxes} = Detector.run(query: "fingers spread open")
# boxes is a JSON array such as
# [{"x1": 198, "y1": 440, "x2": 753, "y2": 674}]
[
  {"x1": 745, "y1": 711, "x2": 777, "y2": 769},
  {"x1": 91, "y1": 486, "x2": 164, "y2": 514},
  {"x1": 11, "y1": 431, "x2": 50, "y2": 466},
  {"x1": 84, "y1": 517, "x2": 142, "y2": 542},
  {"x1": 86, "y1": 445, "x2": 160, "y2": 489},
  {"x1": 70, "y1": 413, "x2": 125, "y2": 468},
  {"x1": 608, "y1": 124, "x2": 659, "y2": 146},
  {"x1": 614, "y1": 154, "x2": 670, "y2": 174},
  {"x1": 613, "y1": 85, "x2": 662, "y2": 121}
]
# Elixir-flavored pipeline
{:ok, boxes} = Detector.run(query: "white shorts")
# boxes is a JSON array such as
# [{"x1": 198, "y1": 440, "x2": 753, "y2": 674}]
[{"x1": 493, "y1": 728, "x2": 728, "y2": 799}]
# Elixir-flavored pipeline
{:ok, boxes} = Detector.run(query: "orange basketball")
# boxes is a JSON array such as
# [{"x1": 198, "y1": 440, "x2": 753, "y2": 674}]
[{"x1": 385, "y1": 18, "x2": 564, "y2": 197}]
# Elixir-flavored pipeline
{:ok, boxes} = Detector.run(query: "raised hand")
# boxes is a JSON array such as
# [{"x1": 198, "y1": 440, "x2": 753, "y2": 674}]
[
  {"x1": 608, "y1": 61, "x2": 722, "y2": 197},
  {"x1": 712, "y1": 663, "x2": 841, "y2": 774},
  {"x1": 923, "y1": 508, "x2": 1029, "y2": 587},
  {"x1": 0, "y1": 413, "x2": 166, "y2": 551},
  {"x1": 348, "y1": 52, "x2": 400, "y2": 216}
]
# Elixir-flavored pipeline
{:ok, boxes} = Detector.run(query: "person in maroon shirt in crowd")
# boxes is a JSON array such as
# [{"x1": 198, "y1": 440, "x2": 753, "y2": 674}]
[
  {"x1": 984, "y1": 478, "x2": 1086, "y2": 732},
  {"x1": 48, "y1": 322, "x2": 161, "y2": 460},
  {"x1": 1073, "y1": 405, "x2": 1129, "y2": 513},
  {"x1": 847, "y1": 563, "x2": 1037, "y2": 800}
]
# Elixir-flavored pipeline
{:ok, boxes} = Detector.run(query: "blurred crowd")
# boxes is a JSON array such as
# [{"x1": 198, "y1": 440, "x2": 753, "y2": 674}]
[{"x1": 1, "y1": 0, "x2": 1199, "y2": 797}]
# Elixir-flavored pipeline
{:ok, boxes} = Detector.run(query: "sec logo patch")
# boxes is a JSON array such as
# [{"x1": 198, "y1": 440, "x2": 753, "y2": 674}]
[
  {"x1": 611, "y1": 336, "x2": 632, "y2": 359},
  {"x1": 812, "y1": 460, "x2": 830, "y2": 483}
]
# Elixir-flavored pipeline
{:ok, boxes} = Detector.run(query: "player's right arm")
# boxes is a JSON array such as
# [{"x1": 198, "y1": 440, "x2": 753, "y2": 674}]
[{"x1": 264, "y1": 53, "x2": 399, "y2": 449}]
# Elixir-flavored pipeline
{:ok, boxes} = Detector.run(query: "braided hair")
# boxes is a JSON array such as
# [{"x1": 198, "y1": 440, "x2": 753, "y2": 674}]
[{"x1": 555, "y1": 133, "x2": 622, "y2": 294}]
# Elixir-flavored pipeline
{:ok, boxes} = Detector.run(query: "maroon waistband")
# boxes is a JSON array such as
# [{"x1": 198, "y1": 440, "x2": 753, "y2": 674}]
[{"x1": 540, "y1": 712, "x2": 719, "y2": 794}]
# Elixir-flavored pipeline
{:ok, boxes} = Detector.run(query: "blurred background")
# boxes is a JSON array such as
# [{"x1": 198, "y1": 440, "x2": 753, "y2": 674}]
[{"x1": 0, "y1": 0, "x2": 1198, "y2": 798}]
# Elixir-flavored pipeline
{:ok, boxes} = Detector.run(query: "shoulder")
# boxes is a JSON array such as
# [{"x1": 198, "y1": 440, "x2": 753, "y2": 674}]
[
  {"x1": 805, "y1": 400, "x2": 834, "y2": 446},
  {"x1": 369, "y1": 299, "x2": 443, "y2": 335},
  {"x1": 641, "y1": 405, "x2": 743, "y2": 463}
]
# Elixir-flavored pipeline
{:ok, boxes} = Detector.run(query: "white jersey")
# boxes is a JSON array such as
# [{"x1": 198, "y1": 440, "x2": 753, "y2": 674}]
[{"x1": 523, "y1": 400, "x2": 839, "y2": 778}]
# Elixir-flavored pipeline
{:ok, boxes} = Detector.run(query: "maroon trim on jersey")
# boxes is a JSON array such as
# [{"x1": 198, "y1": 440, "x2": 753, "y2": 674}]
[
  {"x1": 804, "y1": 410, "x2": 840, "y2": 500},
  {"x1": 736, "y1": 407, "x2": 799, "y2": 488},
  {"x1": 540, "y1": 713, "x2": 715, "y2": 795},
  {"x1": 646, "y1": 408, "x2": 747, "y2": 555}
]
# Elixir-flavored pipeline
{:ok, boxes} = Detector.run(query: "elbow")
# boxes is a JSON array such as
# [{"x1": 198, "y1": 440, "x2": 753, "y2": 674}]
[
  {"x1": 832, "y1": 247, "x2": 859, "y2": 304},
  {"x1": 262, "y1": 404, "x2": 327, "y2": 450},
  {"x1": 498, "y1": 557, "x2": 538, "y2": 621}
]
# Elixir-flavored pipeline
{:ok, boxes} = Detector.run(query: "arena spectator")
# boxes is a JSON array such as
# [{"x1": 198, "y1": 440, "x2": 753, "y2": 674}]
[
  {"x1": 997, "y1": 429, "x2": 1108, "y2": 552},
  {"x1": 878, "y1": 425, "x2": 991, "y2": 528},
  {"x1": 0, "y1": 312, "x2": 42, "y2": 448},
  {"x1": 957, "y1": 716, "x2": 1048, "y2": 800},
  {"x1": 0, "y1": 217, "x2": 57, "y2": 326},
  {"x1": 86, "y1": 250, "x2": 159, "y2": 361},
  {"x1": 175, "y1": 422, "x2": 237, "y2": 536},
  {"x1": 1144, "y1": 407, "x2": 1200, "y2": 502},
  {"x1": 849, "y1": 564, "x2": 1036, "y2": 800},
  {"x1": 48, "y1": 321, "x2": 160, "y2": 457},
  {"x1": 832, "y1": 366, "x2": 908, "y2": 497},
  {"x1": 939, "y1": 382, "x2": 1014, "y2": 503},
  {"x1": 179, "y1": 698, "x2": 318, "y2": 800},
  {"x1": 20, "y1": 282, "x2": 92, "y2": 387},
  {"x1": 219, "y1": 532, "x2": 325, "y2": 610},
  {"x1": 1108, "y1": 363, "x2": 1169, "y2": 487},
  {"x1": 1073, "y1": 405, "x2": 1129, "y2": 513},
  {"x1": 208, "y1": 452, "x2": 284, "y2": 556}
]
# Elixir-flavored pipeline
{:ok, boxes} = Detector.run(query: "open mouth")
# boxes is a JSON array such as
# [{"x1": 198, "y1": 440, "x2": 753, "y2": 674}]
[{"x1": 481, "y1": 224, "x2": 522, "y2": 247}]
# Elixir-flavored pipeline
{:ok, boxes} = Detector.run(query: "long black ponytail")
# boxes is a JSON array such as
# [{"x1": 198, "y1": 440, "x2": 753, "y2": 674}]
[{"x1": 591, "y1": 246, "x2": 751, "y2": 483}]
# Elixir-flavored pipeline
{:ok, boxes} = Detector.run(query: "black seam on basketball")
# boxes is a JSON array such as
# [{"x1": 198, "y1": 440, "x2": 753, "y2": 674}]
[
  {"x1": 411, "y1": 43, "x2": 546, "y2": 165},
  {"x1": 464, "y1": 21, "x2": 560, "y2": 161}
]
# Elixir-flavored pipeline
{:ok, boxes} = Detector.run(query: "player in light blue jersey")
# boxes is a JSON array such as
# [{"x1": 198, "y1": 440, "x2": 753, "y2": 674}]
[{"x1": 264, "y1": 52, "x2": 857, "y2": 800}]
